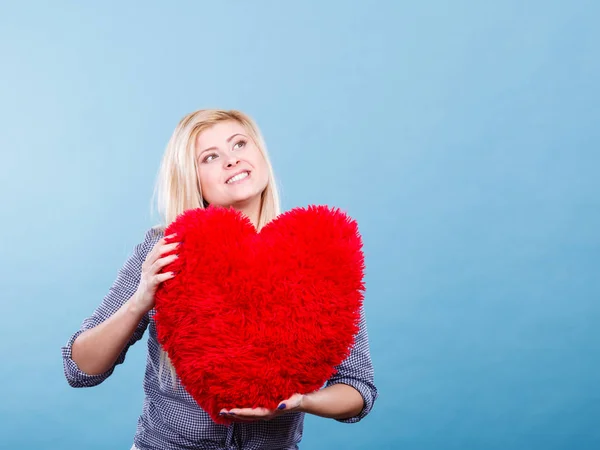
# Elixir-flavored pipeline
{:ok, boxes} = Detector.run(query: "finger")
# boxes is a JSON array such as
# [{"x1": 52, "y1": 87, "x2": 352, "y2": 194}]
[
  {"x1": 154, "y1": 271, "x2": 176, "y2": 283},
  {"x1": 146, "y1": 234, "x2": 178, "y2": 265},
  {"x1": 151, "y1": 243, "x2": 180, "y2": 272},
  {"x1": 219, "y1": 410, "x2": 255, "y2": 421},
  {"x1": 159, "y1": 241, "x2": 180, "y2": 255},
  {"x1": 151, "y1": 253, "x2": 179, "y2": 274},
  {"x1": 228, "y1": 414, "x2": 271, "y2": 422},
  {"x1": 229, "y1": 407, "x2": 271, "y2": 418},
  {"x1": 163, "y1": 233, "x2": 178, "y2": 245},
  {"x1": 277, "y1": 394, "x2": 303, "y2": 411}
]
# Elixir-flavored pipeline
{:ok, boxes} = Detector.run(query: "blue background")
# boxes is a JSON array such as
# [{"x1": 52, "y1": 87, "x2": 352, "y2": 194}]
[{"x1": 1, "y1": 1, "x2": 599, "y2": 449}]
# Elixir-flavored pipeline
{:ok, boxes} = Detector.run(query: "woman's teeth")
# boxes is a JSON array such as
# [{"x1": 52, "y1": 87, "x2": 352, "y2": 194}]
[{"x1": 226, "y1": 171, "x2": 249, "y2": 184}]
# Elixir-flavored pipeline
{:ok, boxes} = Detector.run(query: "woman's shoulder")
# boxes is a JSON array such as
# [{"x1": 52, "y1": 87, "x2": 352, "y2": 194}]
[
  {"x1": 136, "y1": 225, "x2": 165, "y2": 259},
  {"x1": 147, "y1": 224, "x2": 166, "y2": 241}
]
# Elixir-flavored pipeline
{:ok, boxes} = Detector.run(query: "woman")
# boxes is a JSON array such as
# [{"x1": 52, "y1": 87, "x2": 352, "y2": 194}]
[{"x1": 62, "y1": 109, "x2": 378, "y2": 450}]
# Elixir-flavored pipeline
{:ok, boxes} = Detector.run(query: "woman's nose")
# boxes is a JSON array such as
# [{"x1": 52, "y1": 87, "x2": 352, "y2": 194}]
[{"x1": 225, "y1": 156, "x2": 240, "y2": 168}]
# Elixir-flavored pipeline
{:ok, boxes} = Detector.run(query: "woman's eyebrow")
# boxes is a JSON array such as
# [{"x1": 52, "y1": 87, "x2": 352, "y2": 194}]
[
  {"x1": 198, "y1": 134, "x2": 247, "y2": 156},
  {"x1": 226, "y1": 133, "x2": 245, "y2": 142}
]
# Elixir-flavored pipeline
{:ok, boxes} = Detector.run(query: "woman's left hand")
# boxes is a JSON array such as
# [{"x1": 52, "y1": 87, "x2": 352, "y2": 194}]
[{"x1": 219, "y1": 393, "x2": 304, "y2": 421}]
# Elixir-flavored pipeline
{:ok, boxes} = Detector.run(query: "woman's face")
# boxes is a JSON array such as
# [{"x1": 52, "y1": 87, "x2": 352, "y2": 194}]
[{"x1": 195, "y1": 120, "x2": 269, "y2": 208}]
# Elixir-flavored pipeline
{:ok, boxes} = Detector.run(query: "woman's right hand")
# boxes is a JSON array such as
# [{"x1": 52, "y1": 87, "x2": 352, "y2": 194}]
[{"x1": 132, "y1": 233, "x2": 180, "y2": 314}]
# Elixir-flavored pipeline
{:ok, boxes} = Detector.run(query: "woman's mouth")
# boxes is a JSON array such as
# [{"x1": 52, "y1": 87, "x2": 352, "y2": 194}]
[{"x1": 226, "y1": 171, "x2": 250, "y2": 184}]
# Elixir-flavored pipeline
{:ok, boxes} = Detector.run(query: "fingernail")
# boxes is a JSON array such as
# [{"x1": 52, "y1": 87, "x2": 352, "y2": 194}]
[
  {"x1": 219, "y1": 412, "x2": 225, "y2": 416},
  {"x1": 278, "y1": 404, "x2": 286, "y2": 410}
]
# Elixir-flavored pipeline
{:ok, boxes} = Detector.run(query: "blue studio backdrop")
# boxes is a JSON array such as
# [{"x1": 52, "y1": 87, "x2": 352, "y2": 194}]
[{"x1": 0, "y1": 1, "x2": 598, "y2": 449}]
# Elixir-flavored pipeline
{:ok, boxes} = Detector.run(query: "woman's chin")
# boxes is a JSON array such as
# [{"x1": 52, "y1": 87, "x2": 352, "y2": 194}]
[{"x1": 219, "y1": 192, "x2": 262, "y2": 208}]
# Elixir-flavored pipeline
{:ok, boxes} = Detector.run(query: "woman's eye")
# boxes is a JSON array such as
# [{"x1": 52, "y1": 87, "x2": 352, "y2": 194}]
[
  {"x1": 234, "y1": 140, "x2": 247, "y2": 150},
  {"x1": 203, "y1": 153, "x2": 218, "y2": 163}
]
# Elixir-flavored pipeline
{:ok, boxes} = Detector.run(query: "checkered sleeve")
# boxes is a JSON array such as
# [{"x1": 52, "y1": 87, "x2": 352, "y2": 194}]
[
  {"x1": 61, "y1": 228, "x2": 160, "y2": 388},
  {"x1": 325, "y1": 306, "x2": 378, "y2": 423}
]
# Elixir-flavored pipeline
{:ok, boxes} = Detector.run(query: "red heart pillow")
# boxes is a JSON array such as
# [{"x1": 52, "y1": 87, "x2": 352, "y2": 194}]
[{"x1": 154, "y1": 205, "x2": 365, "y2": 424}]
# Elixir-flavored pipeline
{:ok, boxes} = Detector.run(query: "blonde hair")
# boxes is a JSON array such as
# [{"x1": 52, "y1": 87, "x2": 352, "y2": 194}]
[{"x1": 151, "y1": 109, "x2": 281, "y2": 386}]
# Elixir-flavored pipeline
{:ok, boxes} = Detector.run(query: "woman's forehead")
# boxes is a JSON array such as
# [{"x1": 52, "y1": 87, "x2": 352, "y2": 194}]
[{"x1": 196, "y1": 121, "x2": 247, "y2": 148}]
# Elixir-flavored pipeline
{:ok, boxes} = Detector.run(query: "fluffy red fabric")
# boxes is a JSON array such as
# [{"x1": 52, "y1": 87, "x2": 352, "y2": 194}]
[{"x1": 154, "y1": 205, "x2": 365, "y2": 424}]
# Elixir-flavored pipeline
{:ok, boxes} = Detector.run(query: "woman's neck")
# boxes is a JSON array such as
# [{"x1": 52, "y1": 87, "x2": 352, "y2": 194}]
[{"x1": 233, "y1": 196, "x2": 262, "y2": 229}]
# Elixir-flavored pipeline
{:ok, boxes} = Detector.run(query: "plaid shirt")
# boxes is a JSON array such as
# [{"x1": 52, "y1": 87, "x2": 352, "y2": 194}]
[{"x1": 62, "y1": 228, "x2": 378, "y2": 450}]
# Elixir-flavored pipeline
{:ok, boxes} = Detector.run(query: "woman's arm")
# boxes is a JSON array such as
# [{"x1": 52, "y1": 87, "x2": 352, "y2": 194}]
[
  {"x1": 298, "y1": 383, "x2": 364, "y2": 419},
  {"x1": 61, "y1": 228, "x2": 166, "y2": 387},
  {"x1": 70, "y1": 295, "x2": 148, "y2": 375},
  {"x1": 318, "y1": 306, "x2": 378, "y2": 422}
]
